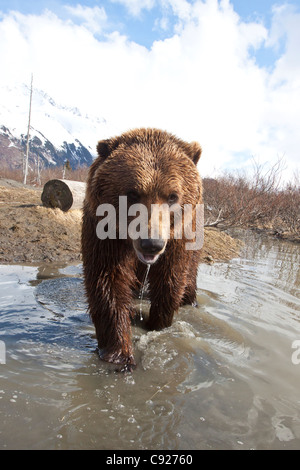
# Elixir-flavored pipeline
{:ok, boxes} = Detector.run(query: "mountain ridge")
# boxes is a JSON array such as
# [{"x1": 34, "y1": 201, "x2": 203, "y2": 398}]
[
  {"x1": 0, "y1": 83, "x2": 113, "y2": 174},
  {"x1": 0, "y1": 124, "x2": 94, "y2": 173}
]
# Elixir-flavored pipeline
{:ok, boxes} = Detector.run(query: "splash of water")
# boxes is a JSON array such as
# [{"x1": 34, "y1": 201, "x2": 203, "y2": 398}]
[{"x1": 139, "y1": 264, "x2": 151, "y2": 321}]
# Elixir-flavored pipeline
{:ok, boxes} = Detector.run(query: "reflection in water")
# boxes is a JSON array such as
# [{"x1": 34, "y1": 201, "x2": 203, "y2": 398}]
[{"x1": 0, "y1": 231, "x2": 299, "y2": 449}]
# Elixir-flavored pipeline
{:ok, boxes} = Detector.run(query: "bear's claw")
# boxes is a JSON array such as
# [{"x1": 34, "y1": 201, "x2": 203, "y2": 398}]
[{"x1": 99, "y1": 348, "x2": 136, "y2": 372}]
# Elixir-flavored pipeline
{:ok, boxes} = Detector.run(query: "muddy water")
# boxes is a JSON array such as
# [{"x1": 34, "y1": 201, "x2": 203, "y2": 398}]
[{"x1": 0, "y1": 231, "x2": 299, "y2": 450}]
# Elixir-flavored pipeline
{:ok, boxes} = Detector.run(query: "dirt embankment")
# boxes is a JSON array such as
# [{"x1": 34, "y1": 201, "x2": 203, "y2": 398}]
[{"x1": 0, "y1": 179, "x2": 242, "y2": 265}]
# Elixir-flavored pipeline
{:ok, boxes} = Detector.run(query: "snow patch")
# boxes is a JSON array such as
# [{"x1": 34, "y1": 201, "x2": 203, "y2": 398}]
[{"x1": 0, "y1": 83, "x2": 112, "y2": 155}]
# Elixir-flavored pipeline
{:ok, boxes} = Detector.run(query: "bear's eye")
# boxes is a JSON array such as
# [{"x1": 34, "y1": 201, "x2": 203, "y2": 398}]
[
  {"x1": 127, "y1": 191, "x2": 141, "y2": 204},
  {"x1": 168, "y1": 193, "x2": 179, "y2": 205}
]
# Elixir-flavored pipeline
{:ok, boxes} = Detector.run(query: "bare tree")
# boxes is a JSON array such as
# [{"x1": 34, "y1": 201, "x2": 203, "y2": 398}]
[{"x1": 23, "y1": 74, "x2": 33, "y2": 185}]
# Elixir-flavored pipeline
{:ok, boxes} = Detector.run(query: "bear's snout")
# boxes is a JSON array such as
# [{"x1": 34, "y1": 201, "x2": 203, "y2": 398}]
[
  {"x1": 140, "y1": 238, "x2": 165, "y2": 253},
  {"x1": 133, "y1": 238, "x2": 167, "y2": 265}
]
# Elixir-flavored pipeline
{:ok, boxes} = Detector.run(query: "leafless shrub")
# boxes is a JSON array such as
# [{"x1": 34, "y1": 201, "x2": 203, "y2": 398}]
[
  {"x1": 276, "y1": 172, "x2": 300, "y2": 236},
  {"x1": 0, "y1": 165, "x2": 24, "y2": 183},
  {"x1": 0, "y1": 165, "x2": 89, "y2": 186},
  {"x1": 39, "y1": 165, "x2": 89, "y2": 186},
  {"x1": 203, "y1": 158, "x2": 299, "y2": 238}
]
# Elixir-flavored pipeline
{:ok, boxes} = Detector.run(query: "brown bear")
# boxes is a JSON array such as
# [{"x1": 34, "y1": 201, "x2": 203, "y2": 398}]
[{"x1": 81, "y1": 128, "x2": 203, "y2": 370}]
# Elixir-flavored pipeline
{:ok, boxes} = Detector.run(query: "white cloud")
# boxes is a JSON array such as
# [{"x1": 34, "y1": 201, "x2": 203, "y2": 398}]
[
  {"x1": 0, "y1": 1, "x2": 299, "y2": 180},
  {"x1": 110, "y1": 0, "x2": 156, "y2": 17},
  {"x1": 64, "y1": 4, "x2": 107, "y2": 34},
  {"x1": 161, "y1": 0, "x2": 193, "y2": 22},
  {"x1": 267, "y1": 4, "x2": 300, "y2": 87}
]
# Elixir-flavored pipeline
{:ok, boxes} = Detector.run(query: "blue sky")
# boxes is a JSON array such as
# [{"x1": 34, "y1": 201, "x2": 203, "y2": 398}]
[
  {"x1": 0, "y1": 0, "x2": 298, "y2": 69},
  {"x1": 0, "y1": 0, "x2": 299, "y2": 178},
  {"x1": 0, "y1": 0, "x2": 297, "y2": 72},
  {"x1": 0, "y1": 0, "x2": 298, "y2": 50}
]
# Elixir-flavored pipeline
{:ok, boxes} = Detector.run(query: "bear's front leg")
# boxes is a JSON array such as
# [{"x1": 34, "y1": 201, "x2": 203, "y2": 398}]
[
  {"x1": 97, "y1": 310, "x2": 136, "y2": 371},
  {"x1": 146, "y1": 250, "x2": 188, "y2": 330},
  {"x1": 86, "y1": 262, "x2": 137, "y2": 371}
]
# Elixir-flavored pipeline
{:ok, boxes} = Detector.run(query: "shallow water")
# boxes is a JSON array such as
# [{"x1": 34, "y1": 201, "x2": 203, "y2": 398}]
[{"x1": 0, "y1": 231, "x2": 299, "y2": 450}]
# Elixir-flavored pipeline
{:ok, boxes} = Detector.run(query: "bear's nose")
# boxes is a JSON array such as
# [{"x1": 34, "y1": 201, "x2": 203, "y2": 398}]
[{"x1": 140, "y1": 238, "x2": 165, "y2": 254}]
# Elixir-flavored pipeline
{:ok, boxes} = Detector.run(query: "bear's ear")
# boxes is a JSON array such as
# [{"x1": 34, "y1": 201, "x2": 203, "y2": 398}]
[
  {"x1": 176, "y1": 139, "x2": 202, "y2": 165},
  {"x1": 187, "y1": 141, "x2": 202, "y2": 165},
  {"x1": 96, "y1": 137, "x2": 121, "y2": 160}
]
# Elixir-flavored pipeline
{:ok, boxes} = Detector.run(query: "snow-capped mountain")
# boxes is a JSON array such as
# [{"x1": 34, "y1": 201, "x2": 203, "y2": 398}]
[{"x1": 0, "y1": 83, "x2": 112, "y2": 171}]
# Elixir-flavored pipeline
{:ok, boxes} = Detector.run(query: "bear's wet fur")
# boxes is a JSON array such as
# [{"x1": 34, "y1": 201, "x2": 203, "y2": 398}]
[{"x1": 81, "y1": 128, "x2": 202, "y2": 370}]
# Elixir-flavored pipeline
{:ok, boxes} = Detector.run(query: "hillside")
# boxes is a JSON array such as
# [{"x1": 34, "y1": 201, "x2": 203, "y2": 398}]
[
  {"x1": 0, "y1": 125, "x2": 93, "y2": 172},
  {"x1": 0, "y1": 83, "x2": 112, "y2": 174}
]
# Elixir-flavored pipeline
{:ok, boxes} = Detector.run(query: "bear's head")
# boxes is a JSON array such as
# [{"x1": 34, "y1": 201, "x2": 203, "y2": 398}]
[{"x1": 88, "y1": 128, "x2": 202, "y2": 264}]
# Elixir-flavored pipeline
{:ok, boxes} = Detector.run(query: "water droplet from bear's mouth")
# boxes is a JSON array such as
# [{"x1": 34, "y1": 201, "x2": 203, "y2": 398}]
[
  {"x1": 137, "y1": 251, "x2": 159, "y2": 265},
  {"x1": 143, "y1": 255, "x2": 155, "y2": 262},
  {"x1": 139, "y1": 264, "x2": 151, "y2": 321}
]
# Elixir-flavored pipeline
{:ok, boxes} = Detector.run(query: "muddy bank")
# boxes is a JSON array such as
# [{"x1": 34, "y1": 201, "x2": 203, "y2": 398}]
[{"x1": 0, "y1": 179, "x2": 241, "y2": 264}]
